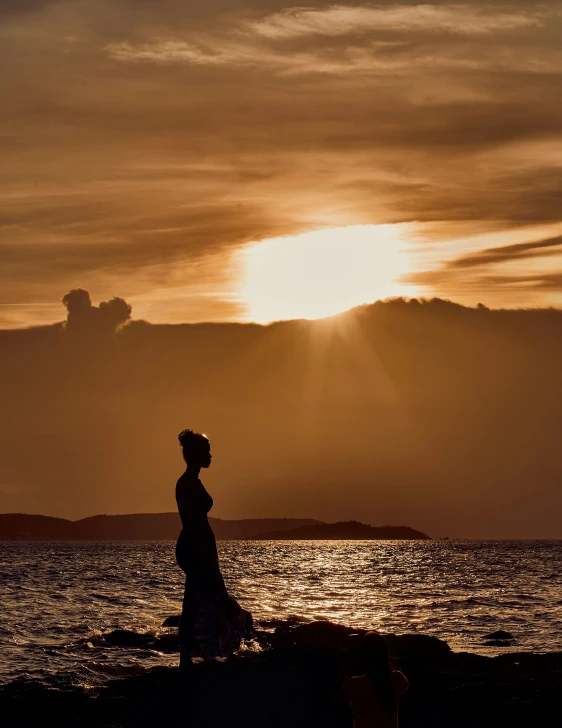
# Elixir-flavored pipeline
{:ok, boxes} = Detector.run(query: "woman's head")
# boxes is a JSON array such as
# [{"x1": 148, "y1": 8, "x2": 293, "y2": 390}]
[
  {"x1": 359, "y1": 631, "x2": 390, "y2": 669},
  {"x1": 178, "y1": 429, "x2": 212, "y2": 468},
  {"x1": 344, "y1": 631, "x2": 393, "y2": 712},
  {"x1": 344, "y1": 631, "x2": 389, "y2": 676}
]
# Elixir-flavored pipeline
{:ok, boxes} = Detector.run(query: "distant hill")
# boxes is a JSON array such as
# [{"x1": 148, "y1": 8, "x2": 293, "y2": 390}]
[
  {"x1": 0, "y1": 513, "x2": 322, "y2": 541},
  {"x1": 0, "y1": 514, "x2": 430, "y2": 540},
  {"x1": 211, "y1": 518, "x2": 323, "y2": 540},
  {"x1": 0, "y1": 514, "x2": 75, "y2": 541},
  {"x1": 253, "y1": 520, "x2": 431, "y2": 540}
]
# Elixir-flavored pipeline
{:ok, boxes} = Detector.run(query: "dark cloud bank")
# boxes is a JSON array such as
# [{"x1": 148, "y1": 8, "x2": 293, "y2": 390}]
[{"x1": 1, "y1": 291, "x2": 561, "y2": 539}]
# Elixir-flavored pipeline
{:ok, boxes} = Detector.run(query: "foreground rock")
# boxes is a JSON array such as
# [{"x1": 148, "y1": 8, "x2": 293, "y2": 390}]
[{"x1": 1, "y1": 620, "x2": 560, "y2": 727}]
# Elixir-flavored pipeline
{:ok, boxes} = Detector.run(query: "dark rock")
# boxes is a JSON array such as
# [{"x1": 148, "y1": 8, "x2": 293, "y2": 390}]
[
  {"x1": 269, "y1": 622, "x2": 452, "y2": 661},
  {"x1": 484, "y1": 631, "x2": 515, "y2": 641},
  {"x1": 103, "y1": 630, "x2": 153, "y2": 648},
  {"x1": 271, "y1": 620, "x2": 361, "y2": 652},
  {"x1": 242, "y1": 609, "x2": 255, "y2": 637},
  {"x1": 1, "y1": 623, "x2": 562, "y2": 728},
  {"x1": 448, "y1": 651, "x2": 493, "y2": 671},
  {"x1": 161, "y1": 615, "x2": 181, "y2": 628},
  {"x1": 385, "y1": 633, "x2": 451, "y2": 658},
  {"x1": 258, "y1": 615, "x2": 308, "y2": 630},
  {"x1": 161, "y1": 610, "x2": 254, "y2": 636},
  {"x1": 152, "y1": 633, "x2": 180, "y2": 652},
  {"x1": 483, "y1": 639, "x2": 516, "y2": 648}
]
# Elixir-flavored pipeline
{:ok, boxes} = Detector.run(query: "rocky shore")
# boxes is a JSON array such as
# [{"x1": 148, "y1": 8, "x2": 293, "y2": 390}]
[{"x1": 1, "y1": 619, "x2": 560, "y2": 727}]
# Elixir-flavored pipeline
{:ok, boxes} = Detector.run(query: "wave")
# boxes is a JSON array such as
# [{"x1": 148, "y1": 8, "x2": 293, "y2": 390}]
[{"x1": 1, "y1": 540, "x2": 561, "y2": 686}]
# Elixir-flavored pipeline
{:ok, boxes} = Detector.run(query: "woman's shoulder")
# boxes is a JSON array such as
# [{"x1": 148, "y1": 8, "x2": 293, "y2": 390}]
[
  {"x1": 176, "y1": 472, "x2": 201, "y2": 489},
  {"x1": 176, "y1": 473, "x2": 198, "y2": 500},
  {"x1": 391, "y1": 669, "x2": 408, "y2": 697},
  {"x1": 342, "y1": 674, "x2": 373, "y2": 700}
]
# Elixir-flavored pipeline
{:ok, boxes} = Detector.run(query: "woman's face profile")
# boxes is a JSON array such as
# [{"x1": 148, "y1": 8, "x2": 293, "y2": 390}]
[
  {"x1": 199, "y1": 440, "x2": 212, "y2": 469},
  {"x1": 179, "y1": 430, "x2": 212, "y2": 469}
]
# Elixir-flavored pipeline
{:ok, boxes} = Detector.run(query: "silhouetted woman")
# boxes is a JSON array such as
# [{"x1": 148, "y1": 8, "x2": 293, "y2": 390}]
[
  {"x1": 342, "y1": 632, "x2": 408, "y2": 728},
  {"x1": 175, "y1": 429, "x2": 248, "y2": 667}
]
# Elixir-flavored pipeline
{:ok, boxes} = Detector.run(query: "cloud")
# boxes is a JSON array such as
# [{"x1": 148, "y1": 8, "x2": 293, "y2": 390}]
[
  {"x1": 482, "y1": 272, "x2": 562, "y2": 291},
  {"x1": 3, "y1": 1, "x2": 562, "y2": 325},
  {"x1": 106, "y1": 40, "x2": 229, "y2": 65},
  {"x1": 0, "y1": 0, "x2": 53, "y2": 16},
  {"x1": 62, "y1": 288, "x2": 132, "y2": 340},
  {"x1": 405, "y1": 226, "x2": 562, "y2": 304},
  {"x1": 103, "y1": 5, "x2": 554, "y2": 76},
  {"x1": 248, "y1": 5, "x2": 541, "y2": 39},
  {"x1": 448, "y1": 235, "x2": 562, "y2": 269}
]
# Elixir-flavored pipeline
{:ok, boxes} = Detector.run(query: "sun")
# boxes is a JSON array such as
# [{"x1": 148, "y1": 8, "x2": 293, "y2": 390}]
[{"x1": 240, "y1": 224, "x2": 416, "y2": 323}]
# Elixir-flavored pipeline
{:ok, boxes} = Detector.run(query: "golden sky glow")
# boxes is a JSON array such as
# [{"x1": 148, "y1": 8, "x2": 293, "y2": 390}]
[
  {"x1": 1, "y1": 1, "x2": 562, "y2": 328},
  {"x1": 241, "y1": 225, "x2": 416, "y2": 322}
]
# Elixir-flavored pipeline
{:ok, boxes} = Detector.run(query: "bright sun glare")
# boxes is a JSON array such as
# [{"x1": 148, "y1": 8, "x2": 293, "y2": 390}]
[{"x1": 241, "y1": 224, "x2": 415, "y2": 323}]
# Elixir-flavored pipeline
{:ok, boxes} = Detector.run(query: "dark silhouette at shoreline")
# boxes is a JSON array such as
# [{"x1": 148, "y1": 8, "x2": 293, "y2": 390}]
[{"x1": 175, "y1": 430, "x2": 251, "y2": 664}]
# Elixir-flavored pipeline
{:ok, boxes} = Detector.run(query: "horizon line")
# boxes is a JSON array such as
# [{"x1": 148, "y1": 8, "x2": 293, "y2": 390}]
[{"x1": 3, "y1": 296, "x2": 562, "y2": 333}]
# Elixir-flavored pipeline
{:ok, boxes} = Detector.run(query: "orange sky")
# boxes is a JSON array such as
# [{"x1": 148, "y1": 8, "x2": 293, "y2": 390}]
[
  {"x1": 2, "y1": 1, "x2": 562, "y2": 328},
  {"x1": 2, "y1": 297, "x2": 562, "y2": 537}
]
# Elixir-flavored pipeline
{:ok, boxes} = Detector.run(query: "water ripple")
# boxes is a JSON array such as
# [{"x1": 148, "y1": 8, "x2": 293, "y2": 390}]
[{"x1": 1, "y1": 540, "x2": 561, "y2": 687}]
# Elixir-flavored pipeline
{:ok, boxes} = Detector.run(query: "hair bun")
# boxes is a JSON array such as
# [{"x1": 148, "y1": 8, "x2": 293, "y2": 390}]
[
  {"x1": 178, "y1": 429, "x2": 196, "y2": 447},
  {"x1": 178, "y1": 429, "x2": 208, "y2": 448}
]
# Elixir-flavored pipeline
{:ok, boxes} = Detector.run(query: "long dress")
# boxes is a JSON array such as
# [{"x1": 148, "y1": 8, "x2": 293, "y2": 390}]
[{"x1": 175, "y1": 472, "x2": 247, "y2": 659}]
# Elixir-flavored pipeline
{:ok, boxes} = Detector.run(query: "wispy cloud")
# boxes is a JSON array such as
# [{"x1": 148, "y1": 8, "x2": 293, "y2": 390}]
[
  {"x1": 448, "y1": 235, "x2": 562, "y2": 269},
  {"x1": 248, "y1": 4, "x2": 542, "y2": 39},
  {"x1": 106, "y1": 40, "x2": 229, "y2": 65},
  {"x1": 407, "y1": 225, "x2": 562, "y2": 304},
  {"x1": 482, "y1": 272, "x2": 562, "y2": 291},
  {"x1": 104, "y1": 4, "x2": 555, "y2": 77}
]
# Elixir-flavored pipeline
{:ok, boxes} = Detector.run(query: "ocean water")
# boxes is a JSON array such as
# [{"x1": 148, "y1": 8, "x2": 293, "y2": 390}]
[{"x1": 0, "y1": 540, "x2": 561, "y2": 687}]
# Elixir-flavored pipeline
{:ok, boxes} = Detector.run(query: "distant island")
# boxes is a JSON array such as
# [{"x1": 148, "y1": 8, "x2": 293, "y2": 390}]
[
  {"x1": 0, "y1": 514, "x2": 430, "y2": 540},
  {"x1": 253, "y1": 520, "x2": 430, "y2": 540},
  {"x1": 0, "y1": 513, "x2": 321, "y2": 541}
]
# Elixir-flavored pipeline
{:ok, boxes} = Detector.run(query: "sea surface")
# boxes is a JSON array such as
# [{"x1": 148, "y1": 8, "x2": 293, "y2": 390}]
[{"x1": 1, "y1": 540, "x2": 561, "y2": 688}]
